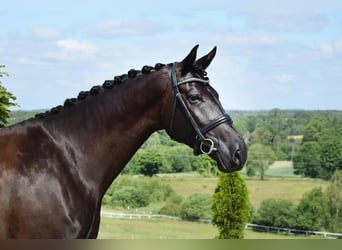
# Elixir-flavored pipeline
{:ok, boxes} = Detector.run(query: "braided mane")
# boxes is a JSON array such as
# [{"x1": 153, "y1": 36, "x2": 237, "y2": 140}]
[{"x1": 35, "y1": 63, "x2": 166, "y2": 119}]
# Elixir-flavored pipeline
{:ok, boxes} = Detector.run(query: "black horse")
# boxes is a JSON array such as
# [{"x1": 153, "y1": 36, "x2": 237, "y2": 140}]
[{"x1": 0, "y1": 45, "x2": 247, "y2": 238}]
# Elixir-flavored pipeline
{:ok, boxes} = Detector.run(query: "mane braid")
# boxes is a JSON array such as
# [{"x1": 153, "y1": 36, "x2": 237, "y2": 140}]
[{"x1": 34, "y1": 63, "x2": 166, "y2": 119}]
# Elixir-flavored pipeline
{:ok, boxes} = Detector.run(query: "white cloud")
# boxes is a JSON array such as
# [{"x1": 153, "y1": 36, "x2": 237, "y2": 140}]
[
  {"x1": 249, "y1": 12, "x2": 328, "y2": 32},
  {"x1": 319, "y1": 39, "x2": 342, "y2": 57},
  {"x1": 31, "y1": 26, "x2": 61, "y2": 39},
  {"x1": 94, "y1": 19, "x2": 166, "y2": 38},
  {"x1": 56, "y1": 39, "x2": 98, "y2": 53},
  {"x1": 43, "y1": 39, "x2": 100, "y2": 61},
  {"x1": 216, "y1": 33, "x2": 278, "y2": 47}
]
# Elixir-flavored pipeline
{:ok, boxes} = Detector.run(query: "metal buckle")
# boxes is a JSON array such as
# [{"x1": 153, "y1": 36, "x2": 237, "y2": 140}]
[{"x1": 199, "y1": 138, "x2": 218, "y2": 155}]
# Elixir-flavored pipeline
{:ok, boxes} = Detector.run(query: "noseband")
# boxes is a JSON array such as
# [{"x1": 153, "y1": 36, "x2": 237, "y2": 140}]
[{"x1": 169, "y1": 63, "x2": 233, "y2": 155}]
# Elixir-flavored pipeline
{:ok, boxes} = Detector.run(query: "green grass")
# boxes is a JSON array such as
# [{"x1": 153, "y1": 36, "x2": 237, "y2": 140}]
[
  {"x1": 98, "y1": 217, "x2": 318, "y2": 239},
  {"x1": 157, "y1": 166, "x2": 328, "y2": 208},
  {"x1": 240, "y1": 160, "x2": 296, "y2": 177},
  {"x1": 98, "y1": 218, "x2": 216, "y2": 239},
  {"x1": 264, "y1": 161, "x2": 297, "y2": 177},
  {"x1": 244, "y1": 177, "x2": 328, "y2": 208}
]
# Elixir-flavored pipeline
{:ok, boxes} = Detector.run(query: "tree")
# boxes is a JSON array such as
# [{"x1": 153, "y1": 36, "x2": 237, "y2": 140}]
[
  {"x1": 211, "y1": 172, "x2": 250, "y2": 239},
  {"x1": 293, "y1": 120, "x2": 342, "y2": 179},
  {"x1": 293, "y1": 141, "x2": 321, "y2": 177},
  {"x1": 295, "y1": 187, "x2": 330, "y2": 231},
  {"x1": 194, "y1": 155, "x2": 219, "y2": 176},
  {"x1": 326, "y1": 171, "x2": 342, "y2": 232},
  {"x1": 180, "y1": 193, "x2": 212, "y2": 221},
  {"x1": 137, "y1": 148, "x2": 165, "y2": 177},
  {"x1": 319, "y1": 129, "x2": 342, "y2": 179},
  {"x1": 246, "y1": 143, "x2": 276, "y2": 180},
  {"x1": 302, "y1": 121, "x2": 321, "y2": 143},
  {"x1": 166, "y1": 145, "x2": 194, "y2": 173},
  {"x1": 252, "y1": 199, "x2": 296, "y2": 228},
  {"x1": 0, "y1": 65, "x2": 17, "y2": 127}
]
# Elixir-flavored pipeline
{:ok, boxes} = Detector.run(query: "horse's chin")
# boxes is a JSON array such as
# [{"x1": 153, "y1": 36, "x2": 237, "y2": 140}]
[{"x1": 211, "y1": 151, "x2": 245, "y2": 173}]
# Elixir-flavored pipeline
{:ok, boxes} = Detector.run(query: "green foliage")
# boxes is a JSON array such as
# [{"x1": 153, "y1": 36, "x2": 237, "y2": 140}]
[
  {"x1": 211, "y1": 172, "x2": 250, "y2": 239},
  {"x1": 251, "y1": 187, "x2": 335, "y2": 232},
  {"x1": 252, "y1": 199, "x2": 296, "y2": 228},
  {"x1": 248, "y1": 109, "x2": 291, "y2": 160},
  {"x1": 7, "y1": 110, "x2": 39, "y2": 125},
  {"x1": 0, "y1": 65, "x2": 18, "y2": 127},
  {"x1": 137, "y1": 148, "x2": 164, "y2": 177},
  {"x1": 320, "y1": 130, "x2": 342, "y2": 179},
  {"x1": 293, "y1": 120, "x2": 342, "y2": 179},
  {"x1": 326, "y1": 171, "x2": 342, "y2": 232},
  {"x1": 295, "y1": 187, "x2": 330, "y2": 231},
  {"x1": 158, "y1": 203, "x2": 182, "y2": 217},
  {"x1": 180, "y1": 193, "x2": 212, "y2": 221},
  {"x1": 123, "y1": 135, "x2": 196, "y2": 175},
  {"x1": 246, "y1": 143, "x2": 276, "y2": 180},
  {"x1": 193, "y1": 154, "x2": 219, "y2": 177},
  {"x1": 293, "y1": 141, "x2": 321, "y2": 177},
  {"x1": 111, "y1": 186, "x2": 150, "y2": 208},
  {"x1": 103, "y1": 176, "x2": 179, "y2": 209}
]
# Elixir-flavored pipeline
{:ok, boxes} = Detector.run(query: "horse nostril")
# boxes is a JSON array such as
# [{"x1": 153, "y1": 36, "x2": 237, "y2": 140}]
[{"x1": 233, "y1": 149, "x2": 241, "y2": 165}]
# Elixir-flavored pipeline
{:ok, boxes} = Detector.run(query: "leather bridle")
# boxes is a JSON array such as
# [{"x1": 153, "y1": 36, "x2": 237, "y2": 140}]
[{"x1": 169, "y1": 63, "x2": 233, "y2": 155}]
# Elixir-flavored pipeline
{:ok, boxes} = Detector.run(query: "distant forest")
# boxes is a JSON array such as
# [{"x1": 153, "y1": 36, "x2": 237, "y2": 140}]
[{"x1": 8, "y1": 109, "x2": 342, "y2": 179}]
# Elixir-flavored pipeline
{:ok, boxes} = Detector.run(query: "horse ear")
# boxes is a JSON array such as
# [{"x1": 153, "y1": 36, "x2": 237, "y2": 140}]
[
  {"x1": 195, "y1": 46, "x2": 217, "y2": 70},
  {"x1": 179, "y1": 45, "x2": 199, "y2": 76}
]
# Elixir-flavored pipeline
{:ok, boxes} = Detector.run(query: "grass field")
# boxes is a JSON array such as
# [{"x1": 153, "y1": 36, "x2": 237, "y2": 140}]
[
  {"x1": 99, "y1": 162, "x2": 329, "y2": 239},
  {"x1": 158, "y1": 162, "x2": 328, "y2": 208},
  {"x1": 98, "y1": 217, "x2": 318, "y2": 239}
]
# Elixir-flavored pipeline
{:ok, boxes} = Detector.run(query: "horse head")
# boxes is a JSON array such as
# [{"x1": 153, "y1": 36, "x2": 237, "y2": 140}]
[{"x1": 165, "y1": 45, "x2": 247, "y2": 173}]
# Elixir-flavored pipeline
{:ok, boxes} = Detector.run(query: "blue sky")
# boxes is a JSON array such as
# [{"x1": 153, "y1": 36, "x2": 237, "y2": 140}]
[{"x1": 1, "y1": 0, "x2": 342, "y2": 110}]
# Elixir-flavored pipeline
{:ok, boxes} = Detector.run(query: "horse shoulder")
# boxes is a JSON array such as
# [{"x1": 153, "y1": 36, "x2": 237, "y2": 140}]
[{"x1": 0, "y1": 122, "x2": 96, "y2": 238}]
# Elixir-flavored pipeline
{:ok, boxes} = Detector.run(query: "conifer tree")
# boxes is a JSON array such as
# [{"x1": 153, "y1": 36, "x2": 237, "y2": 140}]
[{"x1": 212, "y1": 172, "x2": 250, "y2": 239}]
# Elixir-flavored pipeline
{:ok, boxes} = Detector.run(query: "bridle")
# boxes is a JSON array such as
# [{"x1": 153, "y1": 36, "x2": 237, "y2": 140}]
[{"x1": 169, "y1": 63, "x2": 233, "y2": 155}]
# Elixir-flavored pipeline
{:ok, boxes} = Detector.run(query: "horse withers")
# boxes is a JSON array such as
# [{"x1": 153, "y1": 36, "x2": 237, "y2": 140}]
[{"x1": 0, "y1": 45, "x2": 247, "y2": 238}]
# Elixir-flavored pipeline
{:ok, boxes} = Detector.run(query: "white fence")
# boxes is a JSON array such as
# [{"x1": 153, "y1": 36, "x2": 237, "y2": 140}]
[
  {"x1": 101, "y1": 211, "x2": 342, "y2": 238},
  {"x1": 245, "y1": 223, "x2": 342, "y2": 239},
  {"x1": 101, "y1": 211, "x2": 181, "y2": 221}
]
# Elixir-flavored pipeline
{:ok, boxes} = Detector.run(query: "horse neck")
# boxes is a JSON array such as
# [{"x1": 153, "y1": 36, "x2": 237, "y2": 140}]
[{"x1": 42, "y1": 70, "x2": 171, "y2": 195}]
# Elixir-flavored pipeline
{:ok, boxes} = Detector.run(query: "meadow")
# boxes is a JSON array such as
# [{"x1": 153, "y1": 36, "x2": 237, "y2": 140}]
[
  {"x1": 99, "y1": 161, "x2": 329, "y2": 239},
  {"x1": 98, "y1": 217, "x2": 315, "y2": 239}
]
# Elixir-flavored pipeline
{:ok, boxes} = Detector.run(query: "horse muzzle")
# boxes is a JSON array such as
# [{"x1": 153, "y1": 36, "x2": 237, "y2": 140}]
[{"x1": 195, "y1": 137, "x2": 247, "y2": 173}]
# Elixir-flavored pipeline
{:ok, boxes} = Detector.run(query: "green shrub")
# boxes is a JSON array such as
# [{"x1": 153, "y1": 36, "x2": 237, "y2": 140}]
[
  {"x1": 180, "y1": 193, "x2": 212, "y2": 221},
  {"x1": 102, "y1": 176, "x2": 180, "y2": 209},
  {"x1": 252, "y1": 199, "x2": 296, "y2": 228},
  {"x1": 159, "y1": 203, "x2": 181, "y2": 217},
  {"x1": 295, "y1": 187, "x2": 330, "y2": 231},
  {"x1": 111, "y1": 186, "x2": 150, "y2": 208},
  {"x1": 166, "y1": 192, "x2": 183, "y2": 204}
]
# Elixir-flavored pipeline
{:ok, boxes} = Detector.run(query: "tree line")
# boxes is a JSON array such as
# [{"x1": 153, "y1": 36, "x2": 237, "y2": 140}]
[
  {"x1": 121, "y1": 109, "x2": 342, "y2": 180},
  {"x1": 251, "y1": 171, "x2": 342, "y2": 233},
  {"x1": 5, "y1": 106, "x2": 342, "y2": 179},
  {"x1": 293, "y1": 115, "x2": 342, "y2": 179}
]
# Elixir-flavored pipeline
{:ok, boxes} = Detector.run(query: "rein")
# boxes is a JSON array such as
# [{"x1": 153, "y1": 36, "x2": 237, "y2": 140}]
[{"x1": 169, "y1": 63, "x2": 233, "y2": 155}]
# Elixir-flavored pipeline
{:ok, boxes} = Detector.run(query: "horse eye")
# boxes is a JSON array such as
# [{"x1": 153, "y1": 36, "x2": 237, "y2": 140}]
[{"x1": 188, "y1": 94, "x2": 202, "y2": 104}]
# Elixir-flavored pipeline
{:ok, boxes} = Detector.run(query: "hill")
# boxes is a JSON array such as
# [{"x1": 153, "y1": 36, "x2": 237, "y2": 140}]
[{"x1": 7, "y1": 110, "x2": 41, "y2": 125}]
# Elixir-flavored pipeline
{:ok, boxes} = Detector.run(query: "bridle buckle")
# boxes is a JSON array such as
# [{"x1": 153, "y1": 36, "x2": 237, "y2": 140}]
[{"x1": 199, "y1": 138, "x2": 218, "y2": 155}]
